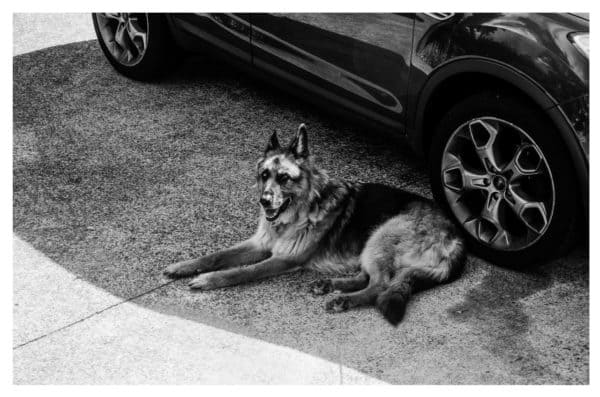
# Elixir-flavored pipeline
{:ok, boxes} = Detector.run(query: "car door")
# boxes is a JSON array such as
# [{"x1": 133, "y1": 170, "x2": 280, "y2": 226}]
[
  {"x1": 249, "y1": 13, "x2": 415, "y2": 131},
  {"x1": 170, "y1": 13, "x2": 252, "y2": 63}
]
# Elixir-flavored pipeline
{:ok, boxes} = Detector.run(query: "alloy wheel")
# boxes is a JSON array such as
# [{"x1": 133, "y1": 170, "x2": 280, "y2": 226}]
[
  {"x1": 441, "y1": 117, "x2": 555, "y2": 251},
  {"x1": 95, "y1": 13, "x2": 149, "y2": 66}
]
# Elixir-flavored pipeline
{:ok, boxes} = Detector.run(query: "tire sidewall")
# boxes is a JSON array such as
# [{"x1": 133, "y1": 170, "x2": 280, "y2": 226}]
[{"x1": 429, "y1": 92, "x2": 578, "y2": 267}]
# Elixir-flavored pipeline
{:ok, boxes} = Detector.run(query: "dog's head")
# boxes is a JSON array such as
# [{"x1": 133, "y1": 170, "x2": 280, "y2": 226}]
[{"x1": 256, "y1": 123, "x2": 312, "y2": 222}]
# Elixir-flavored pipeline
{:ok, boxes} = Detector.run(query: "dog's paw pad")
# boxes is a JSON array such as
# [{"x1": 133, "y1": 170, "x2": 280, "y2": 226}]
[
  {"x1": 309, "y1": 279, "x2": 332, "y2": 295},
  {"x1": 325, "y1": 296, "x2": 350, "y2": 313}
]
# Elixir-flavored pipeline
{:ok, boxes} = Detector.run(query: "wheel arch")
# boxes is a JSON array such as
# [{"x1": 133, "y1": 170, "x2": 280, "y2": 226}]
[{"x1": 412, "y1": 56, "x2": 588, "y2": 216}]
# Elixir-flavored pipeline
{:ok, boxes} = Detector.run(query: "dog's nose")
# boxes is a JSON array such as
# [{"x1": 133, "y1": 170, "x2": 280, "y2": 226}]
[{"x1": 259, "y1": 197, "x2": 271, "y2": 208}]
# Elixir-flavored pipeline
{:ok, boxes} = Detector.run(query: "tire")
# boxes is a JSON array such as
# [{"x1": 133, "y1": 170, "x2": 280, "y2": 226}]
[
  {"x1": 92, "y1": 13, "x2": 176, "y2": 81},
  {"x1": 429, "y1": 91, "x2": 579, "y2": 267}
]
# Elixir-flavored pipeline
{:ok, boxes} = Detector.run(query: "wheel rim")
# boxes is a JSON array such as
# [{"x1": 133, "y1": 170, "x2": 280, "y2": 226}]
[
  {"x1": 96, "y1": 13, "x2": 149, "y2": 66},
  {"x1": 441, "y1": 117, "x2": 555, "y2": 251}
]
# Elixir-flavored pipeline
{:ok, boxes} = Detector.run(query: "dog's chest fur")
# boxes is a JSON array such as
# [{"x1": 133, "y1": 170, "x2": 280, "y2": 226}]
[
  {"x1": 255, "y1": 193, "x2": 347, "y2": 259},
  {"x1": 252, "y1": 180, "x2": 349, "y2": 263}
]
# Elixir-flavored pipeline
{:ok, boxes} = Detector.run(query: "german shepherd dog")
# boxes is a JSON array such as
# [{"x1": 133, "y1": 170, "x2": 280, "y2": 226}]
[{"x1": 164, "y1": 124, "x2": 466, "y2": 325}]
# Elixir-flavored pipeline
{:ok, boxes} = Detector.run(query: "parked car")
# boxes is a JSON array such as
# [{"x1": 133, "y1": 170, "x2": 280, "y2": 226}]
[{"x1": 92, "y1": 13, "x2": 589, "y2": 266}]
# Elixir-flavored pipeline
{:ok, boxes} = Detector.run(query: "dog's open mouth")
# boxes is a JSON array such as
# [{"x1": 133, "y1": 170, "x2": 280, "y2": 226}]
[{"x1": 264, "y1": 198, "x2": 291, "y2": 222}]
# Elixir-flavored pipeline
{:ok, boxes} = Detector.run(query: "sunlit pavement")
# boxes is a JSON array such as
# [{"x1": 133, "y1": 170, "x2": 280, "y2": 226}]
[{"x1": 13, "y1": 237, "x2": 383, "y2": 384}]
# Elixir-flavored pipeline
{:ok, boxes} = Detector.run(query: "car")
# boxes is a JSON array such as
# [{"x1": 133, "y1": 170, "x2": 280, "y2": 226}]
[{"x1": 92, "y1": 13, "x2": 589, "y2": 267}]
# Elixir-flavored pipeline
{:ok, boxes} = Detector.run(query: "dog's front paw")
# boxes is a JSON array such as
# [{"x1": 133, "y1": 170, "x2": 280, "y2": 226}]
[
  {"x1": 163, "y1": 265, "x2": 185, "y2": 279},
  {"x1": 309, "y1": 279, "x2": 332, "y2": 295},
  {"x1": 164, "y1": 260, "x2": 199, "y2": 278},
  {"x1": 188, "y1": 274, "x2": 219, "y2": 290},
  {"x1": 325, "y1": 296, "x2": 350, "y2": 313}
]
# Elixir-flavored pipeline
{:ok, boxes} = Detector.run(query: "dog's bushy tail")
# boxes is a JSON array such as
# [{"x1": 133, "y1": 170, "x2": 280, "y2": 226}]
[
  {"x1": 375, "y1": 267, "x2": 433, "y2": 326},
  {"x1": 376, "y1": 241, "x2": 466, "y2": 326}
]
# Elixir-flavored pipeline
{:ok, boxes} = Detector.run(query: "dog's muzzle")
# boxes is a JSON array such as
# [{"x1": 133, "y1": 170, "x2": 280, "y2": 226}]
[{"x1": 263, "y1": 198, "x2": 291, "y2": 222}]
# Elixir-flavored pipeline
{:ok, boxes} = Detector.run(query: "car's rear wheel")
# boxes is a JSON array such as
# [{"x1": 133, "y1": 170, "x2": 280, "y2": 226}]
[
  {"x1": 429, "y1": 91, "x2": 579, "y2": 267},
  {"x1": 92, "y1": 13, "x2": 175, "y2": 80}
]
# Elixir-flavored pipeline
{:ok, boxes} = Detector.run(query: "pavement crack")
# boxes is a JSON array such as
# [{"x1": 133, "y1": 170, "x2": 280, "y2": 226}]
[{"x1": 13, "y1": 279, "x2": 177, "y2": 350}]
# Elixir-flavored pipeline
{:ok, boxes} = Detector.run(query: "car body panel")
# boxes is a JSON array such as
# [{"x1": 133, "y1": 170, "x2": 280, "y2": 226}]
[
  {"x1": 409, "y1": 13, "x2": 588, "y2": 108},
  {"x1": 558, "y1": 94, "x2": 589, "y2": 157},
  {"x1": 249, "y1": 13, "x2": 414, "y2": 131},
  {"x1": 546, "y1": 99, "x2": 589, "y2": 218},
  {"x1": 167, "y1": 13, "x2": 252, "y2": 62}
]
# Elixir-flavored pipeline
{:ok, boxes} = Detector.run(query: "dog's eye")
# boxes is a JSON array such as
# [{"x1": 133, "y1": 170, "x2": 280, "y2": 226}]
[
  {"x1": 277, "y1": 174, "x2": 290, "y2": 184},
  {"x1": 261, "y1": 170, "x2": 269, "y2": 181}
]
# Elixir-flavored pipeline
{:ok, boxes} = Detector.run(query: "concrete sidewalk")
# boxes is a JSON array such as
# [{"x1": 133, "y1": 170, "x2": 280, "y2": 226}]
[
  {"x1": 13, "y1": 236, "x2": 383, "y2": 384},
  {"x1": 13, "y1": 13, "x2": 95, "y2": 56}
]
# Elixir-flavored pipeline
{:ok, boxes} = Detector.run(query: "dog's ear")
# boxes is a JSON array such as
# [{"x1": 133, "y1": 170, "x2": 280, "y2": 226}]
[
  {"x1": 265, "y1": 130, "x2": 281, "y2": 153},
  {"x1": 289, "y1": 123, "x2": 309, "y2": 158}
]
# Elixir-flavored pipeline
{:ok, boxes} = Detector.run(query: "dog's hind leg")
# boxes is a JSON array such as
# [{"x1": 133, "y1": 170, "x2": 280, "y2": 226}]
[
  {"x1": 324, "y1": 245, "x2": 389, "y2": 312},
  {"x1": 324, "y1": 281, "x2": 383, "y2": 313},
  {"x1": 309, "y1": 271, "x2": 369, "y2": 295},
  {"x1": 164, "y1": 239, "x2": 271, "y2": 278}
]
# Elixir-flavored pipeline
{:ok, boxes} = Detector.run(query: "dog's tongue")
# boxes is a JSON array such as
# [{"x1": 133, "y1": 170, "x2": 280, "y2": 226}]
[{"x1": 265, "y1": 208, "x2": 277, "y2": 216}]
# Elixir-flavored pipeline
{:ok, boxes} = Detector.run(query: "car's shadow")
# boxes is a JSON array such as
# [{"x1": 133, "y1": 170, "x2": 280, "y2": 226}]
[{"x1": 13, "y1": 41, "x2": 588, "y2": 384}]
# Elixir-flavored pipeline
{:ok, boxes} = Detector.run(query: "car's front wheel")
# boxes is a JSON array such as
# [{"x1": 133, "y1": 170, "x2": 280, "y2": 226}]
[
  {"x1": 92, "y1": 13, "x2": 175, "y2": 80},
  {"x1": 429, "y1": 91, "x2": 579, "y2": 267}
]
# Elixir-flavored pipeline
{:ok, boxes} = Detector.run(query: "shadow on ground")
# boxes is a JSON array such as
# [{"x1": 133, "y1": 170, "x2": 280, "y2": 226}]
[{"x1": 13, "y1": 41, "x2": 589, "y2": 384}]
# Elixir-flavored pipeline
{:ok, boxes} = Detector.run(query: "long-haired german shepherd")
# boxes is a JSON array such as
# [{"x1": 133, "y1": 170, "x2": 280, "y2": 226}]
[{"x1": 164, "y1": 124, "x2": 466, "y2": 325}]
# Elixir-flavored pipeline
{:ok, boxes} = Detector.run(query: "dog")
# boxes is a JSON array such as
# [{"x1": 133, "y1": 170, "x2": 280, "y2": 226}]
[{"x1": 164, "y1": 123, "x2": 466, "y2": 325}]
